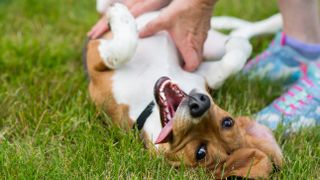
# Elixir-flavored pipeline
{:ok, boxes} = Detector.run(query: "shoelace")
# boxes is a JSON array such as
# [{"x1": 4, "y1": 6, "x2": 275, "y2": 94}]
[
  {"x1": 244, "y1": 42, "x2": 274, "y2": 70},
  {"x1": 273, "y1": 77, "x2": 314, "y2": 115},
  {"x1": 244, "y1": 32, "x2": 286, "y2": 71}
]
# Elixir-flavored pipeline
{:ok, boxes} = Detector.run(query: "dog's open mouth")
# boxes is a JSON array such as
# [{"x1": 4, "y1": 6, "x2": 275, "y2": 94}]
[{"x1": 154, "y1": 77, "x2": 186, "y2": 144}]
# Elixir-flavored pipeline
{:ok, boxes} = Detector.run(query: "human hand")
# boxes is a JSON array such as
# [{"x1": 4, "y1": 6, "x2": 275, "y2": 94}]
[
  {"x1": 88, "y1": 0, "x2": 171, "y2": 39},
  {"x1": 140, "y1": 0, "x2": 216, "y2": 71},
  {"x1": 87, "y1": 15, "x2": 109, "y2": 39},
  {"x1": 125, "y1": 0, "x2": 171, "y2": 17}
]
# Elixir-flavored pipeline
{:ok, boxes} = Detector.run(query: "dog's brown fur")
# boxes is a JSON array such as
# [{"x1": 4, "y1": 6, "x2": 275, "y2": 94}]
[{"x1": 87, "y1": 39, "x2": 133, "y2": 129}]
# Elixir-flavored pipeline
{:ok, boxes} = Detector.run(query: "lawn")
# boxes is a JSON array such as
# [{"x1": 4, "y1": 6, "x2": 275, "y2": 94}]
[{"x1": 0, "y1": 0, "x2": 319, "y2": 179}]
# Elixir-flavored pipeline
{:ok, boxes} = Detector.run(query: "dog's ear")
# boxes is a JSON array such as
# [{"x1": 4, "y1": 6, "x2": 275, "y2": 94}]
[
  {"x1": 216, "y1": 148, "x2": 273, "y2": 179},
  {"x1": 236, "y1": 116, "x2": 283, "y2": 168}
]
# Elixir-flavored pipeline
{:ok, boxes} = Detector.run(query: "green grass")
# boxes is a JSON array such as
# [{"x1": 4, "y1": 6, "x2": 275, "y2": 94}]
[{"x1": 0, "y1": 0, "x2": 319, "y2": 178}]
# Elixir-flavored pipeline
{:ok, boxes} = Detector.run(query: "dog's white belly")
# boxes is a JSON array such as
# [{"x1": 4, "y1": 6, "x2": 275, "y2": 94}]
[{"x1": 112, "y1": 31, "x2": 206, "y2": 142}]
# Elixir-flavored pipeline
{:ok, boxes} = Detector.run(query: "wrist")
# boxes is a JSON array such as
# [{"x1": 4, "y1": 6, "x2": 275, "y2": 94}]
[
  {"x1": 198, "y1": 0, "x2": 217, "y2": 10},
  {"x1": 201, "y1": 0, "x2": 217, "y2": 6},
  {"x1": 160, "y1": 0, "x2": 173, "y2": 7},
  {"x1": 185, "y1": 0, "x2": 216, "y2": 13}
]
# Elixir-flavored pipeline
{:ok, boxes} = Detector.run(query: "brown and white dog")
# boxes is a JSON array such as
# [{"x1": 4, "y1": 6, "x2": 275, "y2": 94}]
[{"x1": 85, "y1": 3, "x2": 283, "y2": 178}]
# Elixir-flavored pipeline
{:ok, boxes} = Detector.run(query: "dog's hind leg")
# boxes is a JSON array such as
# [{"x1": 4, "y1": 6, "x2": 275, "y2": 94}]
[
  {"x1": 230, "y1": 14, "x2": 282, "y2": 39},
  {"x1": 211, "y1": 16, "x2": 253, "y2": 31},
  {"x1": 197, "y1": 37, "x2": 252, "y2": 89},
  {"x1": 98, "y1": 3, "x2": 138, "y2": 69},
  {"x1": 203, "y1": 30, "x2": 229, "y2": 61},
  {"x1": 211, "y1": 14, "x2": 282, "y2": 39}
]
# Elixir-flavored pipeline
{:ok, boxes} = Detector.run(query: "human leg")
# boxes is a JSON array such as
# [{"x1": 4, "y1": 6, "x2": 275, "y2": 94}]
[{"x1": 244, "y1": 0, "x2": 320, "y2": 82}]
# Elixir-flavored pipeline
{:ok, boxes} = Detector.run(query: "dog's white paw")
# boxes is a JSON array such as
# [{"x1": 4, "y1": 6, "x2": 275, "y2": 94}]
[
  {"x1": 230, "y1": 27, "x2": 255, "y2": 39},
  {"x1": 98, "y1": 3, "x2": 138, "y2": 69},
  {"x1": 107, "y1": 3, "x2": 136, "y2": 32},
  {"x1": 225, "y1": 37, "x2": 252, "y2": 56},
  {"x1": 219, "y1": 37, "x2": 252, "y2": 74}
]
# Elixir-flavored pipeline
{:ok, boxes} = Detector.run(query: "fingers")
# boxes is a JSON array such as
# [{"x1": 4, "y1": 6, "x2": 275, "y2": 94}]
[
  {"x1": 91, "y1": 25, "x2": 109, "y2": 39},
  {"x1": 87, "y1": 28, "x2": 95, "y2": 38},
  {"x1": 139, "y1": 17, "x2": 168, "y2": 37},
  {"x1": 87, "y1": 22, "x2": 99, "y2": 37},
  {"x1": 175, "y1": 33, "x2": 205, "y2": 72},
  {"x1": 130, "y1": 1, "x2": 171, "y2": 17},
  {"x1": 123, "y1": 0, "x2": 140, "y2": 9},
  {"x1": 183, "y1": 52, "x2": 201, "y2": 72},
  {"x1": 181, "y1": 47, "x2": 202, "y2": 72},
  {"x1": 130, "y1": 2, "x2": 155, "y2": 17},
  {"x1": 90, "y1": 0, "x2": 171, "y2": 39},
  {"x1": 87, "y1": 16, "x2": 109, "y2": 39}
]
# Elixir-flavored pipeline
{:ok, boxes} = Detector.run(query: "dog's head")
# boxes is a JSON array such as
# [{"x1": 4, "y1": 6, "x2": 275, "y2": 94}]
[{"x1": 154, "y1": 77, "x2": 283, "y2": 178}]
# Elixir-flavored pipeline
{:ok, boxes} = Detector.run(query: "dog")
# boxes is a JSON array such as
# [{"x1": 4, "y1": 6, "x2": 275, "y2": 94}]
[{"x1": 85, "y1": 3, "x2": 283, "y2": 178}]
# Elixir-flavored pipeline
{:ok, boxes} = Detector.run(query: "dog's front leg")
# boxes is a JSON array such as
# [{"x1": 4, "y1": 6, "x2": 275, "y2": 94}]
[
  {"x1": 211, "y1": 14, "x2": 282, "y2": 39},
  {"x1": 98, "y1": 3, "x2": 138, "y2": 69},
  {"x1": 97, "y1": 0, "x2": 124, "y2": 14},
  {"x1": 196, "y1": 37, "x2": 252, "y2": 89}
]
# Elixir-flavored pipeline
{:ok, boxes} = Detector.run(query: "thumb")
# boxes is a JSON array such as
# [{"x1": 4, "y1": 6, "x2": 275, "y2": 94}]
[{"x1": 139, "y1": 17, "x2": 168, "y2": 38}]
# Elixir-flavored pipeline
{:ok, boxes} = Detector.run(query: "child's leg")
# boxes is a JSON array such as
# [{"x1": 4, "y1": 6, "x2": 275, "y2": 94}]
[
  {"x1": 279, "y1": 0, "x2": 320, "y2": 44},
  {"x1": 279, "y1": 0, "x2": 320, "y2": 58},
  {"x1": 244, "y1": 0, "x2": 320, "y2": 82}
]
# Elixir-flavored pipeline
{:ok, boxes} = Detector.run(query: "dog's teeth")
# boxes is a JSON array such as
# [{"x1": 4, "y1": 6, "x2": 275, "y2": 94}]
[
  {"x1": 160, "y1": 80, "x2": 171, "y2": 91},
  {"x1": 160, "y1": 92, "x2": 166, "y2": 101},
  {"x1": 166, "y1": 114, "x2": 171, "y2": 120}
]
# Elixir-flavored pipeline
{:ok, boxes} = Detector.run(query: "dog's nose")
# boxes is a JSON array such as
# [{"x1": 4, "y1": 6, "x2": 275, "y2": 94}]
[{"x1": 188, "y1": 93, "x2": 211, "y2": 118}]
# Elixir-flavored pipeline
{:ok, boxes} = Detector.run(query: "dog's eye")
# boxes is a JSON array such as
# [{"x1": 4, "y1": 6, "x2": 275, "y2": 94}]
[
  {"x1": 196, "y1": 144, "x2": 207, "y2": 161},
  {"x1": 222, "y1": 117, "x2": 234, "y2": 129}
]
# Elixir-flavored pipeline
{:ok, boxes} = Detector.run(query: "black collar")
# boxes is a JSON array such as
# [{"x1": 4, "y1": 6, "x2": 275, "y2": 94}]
[{"x1": 133, "y1": 101, "x2": 155, "y2": 130}]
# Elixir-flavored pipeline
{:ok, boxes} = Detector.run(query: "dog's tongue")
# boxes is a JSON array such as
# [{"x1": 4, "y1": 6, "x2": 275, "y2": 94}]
[{"x1": 155, "y1": 120, "x2": 173, "y2": 144}]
